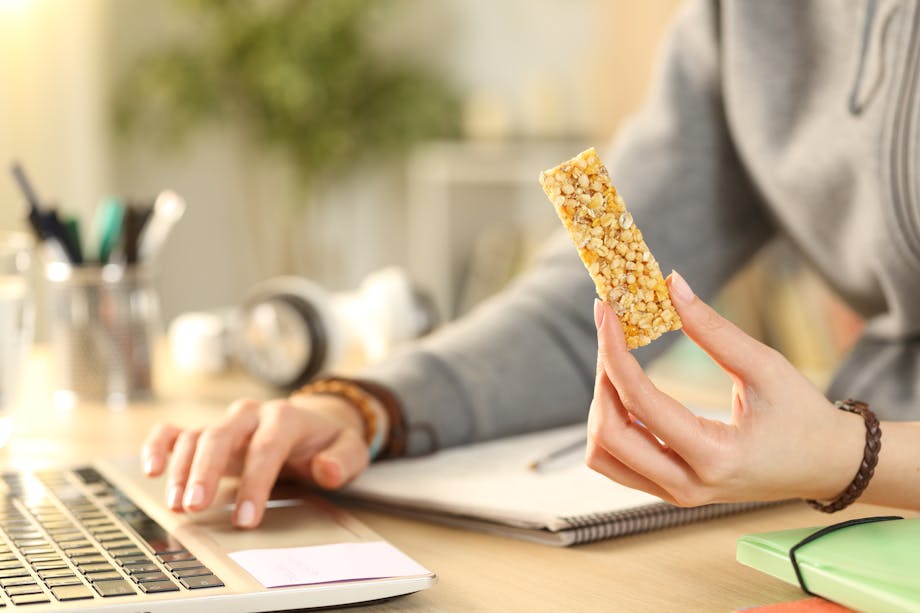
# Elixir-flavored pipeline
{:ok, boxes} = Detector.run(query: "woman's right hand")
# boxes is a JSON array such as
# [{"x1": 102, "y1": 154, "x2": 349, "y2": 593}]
[{"x1": 140, "y1": 393, "x2": 377, "y2": 528}]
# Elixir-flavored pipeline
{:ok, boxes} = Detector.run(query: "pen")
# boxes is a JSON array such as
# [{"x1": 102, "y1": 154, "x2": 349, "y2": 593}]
[
  {"x1": 527, "y1": 435, "x2": 587, "y2": 472},
  {"x1": 9, "y1": 162, "x2": 72, "y2": 263},
  {"x1": 138, "y1": 190, "x2": 185, "y2": 262},
  {"x1": 45, "y1": 208, "x2": 83, "y2": 265}
]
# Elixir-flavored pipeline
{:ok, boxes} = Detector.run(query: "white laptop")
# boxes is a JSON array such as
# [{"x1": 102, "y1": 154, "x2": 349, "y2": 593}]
[{"x1": 0, "y1": 458, "x2": 435, "y2": 610}]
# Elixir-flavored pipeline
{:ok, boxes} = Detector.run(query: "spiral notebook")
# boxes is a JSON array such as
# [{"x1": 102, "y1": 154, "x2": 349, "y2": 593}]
[{"x1": 341, "y1": 423, "x2": 779, "y2": 546}]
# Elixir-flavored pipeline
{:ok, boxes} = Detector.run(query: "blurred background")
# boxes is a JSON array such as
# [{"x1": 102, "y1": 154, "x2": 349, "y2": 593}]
[{"x1": 0, "y1": 0, "x2": 862, "y2": 400}]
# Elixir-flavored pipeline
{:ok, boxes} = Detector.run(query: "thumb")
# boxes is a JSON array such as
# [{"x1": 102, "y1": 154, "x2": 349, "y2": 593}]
[
  {"x1": 310, "y1": 428, "x2": 369, "y2": 490},
  {"x1": 668, "y1": 270, "x2": 774, "y2": 381}
]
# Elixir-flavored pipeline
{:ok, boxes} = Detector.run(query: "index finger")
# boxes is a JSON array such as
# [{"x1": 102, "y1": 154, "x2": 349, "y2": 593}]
[
  {"x1": 183, "y1": 401, "x2": 262, "y2": 512},
  {"x1": 595, "y1": 299, "x2": 706, "y2": 461},
  {"x1": 233, "y1": 402, "x2": 302, "y2": 528}
]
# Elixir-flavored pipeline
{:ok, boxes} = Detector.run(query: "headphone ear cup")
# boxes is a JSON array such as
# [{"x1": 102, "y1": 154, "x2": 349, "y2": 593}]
[{"x1": 237, "y1": 293, "x2": 328, "y2": 390}]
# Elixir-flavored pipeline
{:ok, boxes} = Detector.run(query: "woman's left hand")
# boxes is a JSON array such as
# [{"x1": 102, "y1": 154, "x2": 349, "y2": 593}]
[{"x1": 586, "y1": 271, "x2": 866, "y2": 506}]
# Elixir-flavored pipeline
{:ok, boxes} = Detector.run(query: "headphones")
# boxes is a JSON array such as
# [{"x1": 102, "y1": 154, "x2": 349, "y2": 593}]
[{"x1": 169, "y1": 268, "x2": 438, "y2": 389}]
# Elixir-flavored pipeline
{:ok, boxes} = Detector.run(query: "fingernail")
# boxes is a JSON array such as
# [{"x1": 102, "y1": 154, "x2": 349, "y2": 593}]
[
  {"x1": 236, "y1": 500, "x2": 256, "y2": 528},
  {"x1": 593, "y1": 298, "x2": 605, "y2": 328},
  {"x1": 322, "y1": 458, "x2": 342, "y2": 486},
  {"x1": 183, "y1": 483, "x2": 205, "y2": 509},
  {"x1": 669, "y1": 270, "x2": 695, "y2": 304},
  {"x1": 167, "y1": 484, "x2": 183, "y2": 510},
  {"x1": 143, "y1": 455, "x2": 158, "y2": 475}
]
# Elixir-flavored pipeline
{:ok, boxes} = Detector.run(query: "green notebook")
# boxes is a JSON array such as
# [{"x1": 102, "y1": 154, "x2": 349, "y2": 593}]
[{"x1": 737, "y1": 517, "x2": 920, "y2": 613}]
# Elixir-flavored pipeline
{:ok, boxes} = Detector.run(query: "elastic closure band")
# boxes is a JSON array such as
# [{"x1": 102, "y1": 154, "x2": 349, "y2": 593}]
[{"x1": 789, "y1": 515, "x2": 903, "y2": 596}]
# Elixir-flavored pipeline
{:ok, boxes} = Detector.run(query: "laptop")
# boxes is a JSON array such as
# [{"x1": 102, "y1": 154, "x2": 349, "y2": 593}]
[{"x1": 0, "y1": 457, "x2": 436, "y2": 610}]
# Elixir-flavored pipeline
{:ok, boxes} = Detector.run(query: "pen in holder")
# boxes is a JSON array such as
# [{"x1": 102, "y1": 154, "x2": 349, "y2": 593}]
[
  {"x1": 45, "y1": 262, "x2": 160, "y2": 407},
  {"x1": 7, "y1": 163, "x2": 185, "y2": 406}
]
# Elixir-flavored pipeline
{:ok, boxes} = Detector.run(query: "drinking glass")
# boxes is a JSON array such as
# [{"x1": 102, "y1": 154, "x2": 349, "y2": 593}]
[{"x1": 0, "y1": 232, "x2": 35, "y2": 444}]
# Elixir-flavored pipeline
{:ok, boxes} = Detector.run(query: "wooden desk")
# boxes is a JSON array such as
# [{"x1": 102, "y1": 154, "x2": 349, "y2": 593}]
[{"x1": 6, "y1": 351, "x2": 897, "y2": 612}]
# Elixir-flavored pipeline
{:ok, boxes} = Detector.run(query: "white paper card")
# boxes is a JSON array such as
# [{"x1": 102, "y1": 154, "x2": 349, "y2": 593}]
[{"x1": 229, "y1": 541, "x2": 430, "y2": 588}]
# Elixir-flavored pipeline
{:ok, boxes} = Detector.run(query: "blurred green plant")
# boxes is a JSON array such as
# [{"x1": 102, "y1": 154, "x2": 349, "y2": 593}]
[{"x1": 114, "y1": 0, "x2": 460, "y2": 191}]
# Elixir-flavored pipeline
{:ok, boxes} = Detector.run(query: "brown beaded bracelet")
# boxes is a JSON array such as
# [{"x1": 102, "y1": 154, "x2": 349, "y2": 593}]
[
  {"x1": 347, "y1": 378, "x2": 409, "y2": 459},
  {"x1": 805, "y1": 399, "x2": 881, "y2": 513}
]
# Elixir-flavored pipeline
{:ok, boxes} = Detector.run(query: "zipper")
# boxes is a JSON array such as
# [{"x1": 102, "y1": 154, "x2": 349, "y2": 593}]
[{"x1": 889, "y1": 2, "x2": 920, "y2": 266}]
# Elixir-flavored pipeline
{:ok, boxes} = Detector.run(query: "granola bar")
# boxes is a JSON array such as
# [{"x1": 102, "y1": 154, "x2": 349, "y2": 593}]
[{"x1": 539, "y1": 147, "x2": 681, "y2": 349}]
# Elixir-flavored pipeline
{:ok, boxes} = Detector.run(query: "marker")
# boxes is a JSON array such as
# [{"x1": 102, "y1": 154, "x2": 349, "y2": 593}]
[
  {"x1": 63, "y1": 215, "x2": 84, "y2": 265},
  {"x1": 94, "y1": 197, "x2": 125, "y2": 264},
  {"x1": 114, "y1": 204, "x2": 149, "y2": 265}
]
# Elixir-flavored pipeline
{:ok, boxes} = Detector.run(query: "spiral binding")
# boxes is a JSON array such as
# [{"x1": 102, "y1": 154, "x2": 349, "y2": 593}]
[{"x1": 560, "y1": 500, "x2": 786, "y2": 544}]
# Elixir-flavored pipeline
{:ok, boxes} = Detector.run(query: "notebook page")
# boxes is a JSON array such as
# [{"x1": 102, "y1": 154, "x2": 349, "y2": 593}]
[{"x1": 345, "y1": 424, "x2": 661, "y2": 531}]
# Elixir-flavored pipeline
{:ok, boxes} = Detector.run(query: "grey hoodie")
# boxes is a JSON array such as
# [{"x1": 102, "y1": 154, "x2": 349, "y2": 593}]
[{"x1": 363, "y1": 0, "x2": 920, "y2": 455}]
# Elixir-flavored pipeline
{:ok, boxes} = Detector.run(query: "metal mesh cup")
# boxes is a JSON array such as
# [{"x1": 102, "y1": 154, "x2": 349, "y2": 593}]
[{"x1": 45, "y1": 263, "x2": 159, "y2": 406}]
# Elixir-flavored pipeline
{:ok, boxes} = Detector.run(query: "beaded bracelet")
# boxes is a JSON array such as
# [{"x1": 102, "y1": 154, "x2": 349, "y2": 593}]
[
  {"x1": 293, "y1": 378, "x2": 388, "y2": 460},
  {"x1": 805, "y1": 399, "x2": 881, "y2": 513}
]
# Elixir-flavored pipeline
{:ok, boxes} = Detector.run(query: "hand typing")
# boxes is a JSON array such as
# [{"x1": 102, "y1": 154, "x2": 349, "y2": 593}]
[{"x1": 141, "y1": 394, "x2": 377, "y2": 528}]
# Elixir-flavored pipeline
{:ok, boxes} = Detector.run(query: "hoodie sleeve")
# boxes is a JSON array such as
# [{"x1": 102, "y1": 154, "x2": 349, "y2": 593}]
[{"x1": 360, "y1": 0, "x2": 776, "y2": 456}]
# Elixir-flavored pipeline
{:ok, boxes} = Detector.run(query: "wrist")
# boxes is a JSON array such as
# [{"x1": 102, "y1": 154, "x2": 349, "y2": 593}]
[
  {"x1": 291, "y1": 378, "x2": 390, "y2": 460},
  {"x1": 806, "y1": 398, "x2": 882, "y2": 513},
  {"x1": 807, "y1": 402, "x2": 874, "y2": 503}
]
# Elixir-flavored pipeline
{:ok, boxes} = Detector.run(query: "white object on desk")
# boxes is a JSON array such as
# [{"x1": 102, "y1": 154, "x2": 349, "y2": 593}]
[{"x1": 229, "y1": 541, "x2": 431, "y2": 589}]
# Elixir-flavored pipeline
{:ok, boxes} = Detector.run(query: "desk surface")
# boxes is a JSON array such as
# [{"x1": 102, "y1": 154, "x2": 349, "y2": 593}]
[{"x1": 5, "y1": 350, "x2": 897, "y2": 612}]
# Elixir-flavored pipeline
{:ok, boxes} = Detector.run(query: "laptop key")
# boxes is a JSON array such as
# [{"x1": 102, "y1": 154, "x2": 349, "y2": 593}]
[
  {"x1": 0, "y1": 568, "x2": 30, "y2": 579},
  {"x1": 122, "y1": 562, "x2": 159, "y2": 574},
  {"x1": 30, "y1": 562, "x2": 68, "y2": 571},
  {"x1": 38, "y1": 569, "x2": 76, "y2": 580},
  {"x1": 110, "y1": 548, "x2": 145, "y2": 559},
  {"x1": 25, "y1": 554, "x2": 62, "y2": 564},
  {"x1": 172, "y1": 566, "x2": 212, "y2": 579},
  {"x1": 44, "y1": 576, "x2": 83, "y2": 587},
  {"x1": 158, "y1": 551, "x2": 195, "y2": 563},
  {"x1": 77, "y1": 562, "x2": 114, "y2": 573},
  {"x1": 92, "y1": 579, "x2": 135, "y2": 597},
  {"x1": 85, "y1": 571, "x2": 122, "y2": 582},
  {"x1": 5, "y1": 583, "x2": 42, "y2": 596},
  {"x1": 180, "y1": 574, "x2": 224, "y2": 590},
  {"x1": 0, "y1": 577, "x2": 36, "y2": 587},
  {"x1": 116, "y1": 557, "x2": 148, "y2": 567},
  {"x1": 165, "y1": 559, "x2": 203, "y2": 571},
  {"x1": 131, "y1": 571, "x2": 169, "y2": 583},
  {"x1": 50, "y1": 584, "x2": 94, "y2": 601},
  {"x1": 10, "y1": 593, "x2": 50, "y2": 605},
  {"x1": 72, "y1": 555, "x2": 108, "y2": 566},
  {"x1": 139, "y1": 580, "x2": 179, "y2": 594},
  {"x1": 0, "y1": 561, "x2": 25, "y2": 570}
]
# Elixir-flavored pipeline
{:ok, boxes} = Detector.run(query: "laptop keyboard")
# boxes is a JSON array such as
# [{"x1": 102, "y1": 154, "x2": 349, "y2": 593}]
[{"x1": 0, "y1": 467, "x2": 224, "y2": 606}]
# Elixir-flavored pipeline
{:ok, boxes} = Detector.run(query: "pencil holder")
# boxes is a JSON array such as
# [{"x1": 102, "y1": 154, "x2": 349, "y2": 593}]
[{"x1": 44, "y1": 263, "x2": 160, "y2": 406}]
